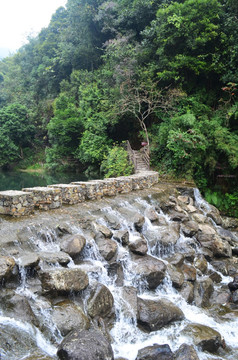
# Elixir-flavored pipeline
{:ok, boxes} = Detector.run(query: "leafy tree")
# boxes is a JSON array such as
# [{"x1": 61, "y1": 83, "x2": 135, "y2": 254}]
[{"x1": 0, "y1": 104, "x2": 35, "y2": 167}]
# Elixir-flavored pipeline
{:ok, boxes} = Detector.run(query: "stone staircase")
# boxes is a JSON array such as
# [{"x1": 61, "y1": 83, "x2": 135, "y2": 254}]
[{"x1": 133, "y1": 150, "x2": 150, "y2": 173}]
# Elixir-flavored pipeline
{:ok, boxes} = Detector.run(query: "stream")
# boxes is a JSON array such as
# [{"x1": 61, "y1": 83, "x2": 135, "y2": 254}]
[{"x1": 0, "y1": 183, "x2": 237, "y2": 360}]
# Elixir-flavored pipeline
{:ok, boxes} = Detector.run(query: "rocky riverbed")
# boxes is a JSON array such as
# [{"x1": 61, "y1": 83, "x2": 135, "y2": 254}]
[{"x1": 0, "y1": 182, "x2": 238, "y2": 360}]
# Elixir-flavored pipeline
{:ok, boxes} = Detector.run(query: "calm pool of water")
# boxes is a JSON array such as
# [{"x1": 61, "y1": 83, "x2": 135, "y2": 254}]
[{"x1": 0, "y1": 170, "x2": 89, "y2": 191}]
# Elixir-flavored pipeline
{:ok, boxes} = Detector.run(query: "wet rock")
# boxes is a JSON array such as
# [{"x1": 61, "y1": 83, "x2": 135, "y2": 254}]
[
  {"x1": 210, "y1": 260, "x2": 228, "y2": 276},
  {"x1": 113, "y1": 230, "x2": 129, "y2": 246},
  {"x1": 212, "y1": 236, "x2": 232, "y2": 258},
  {"x1": 38, "y1": 251, "x2": 71, "y2": 266},
  {"x1": 4, "y1": 294, "x2": 39, "y2": 327},
  {"x1": 208, "y1": 270, "x2": 222, "y2": 283},
  {"x1": 0, "y1": 256, "x2": 16, "y2": 282},
  {"x1": 57, "y1": 329, "x2": 114, "y2": 360},
  {"x1": 228, "y1": 275, "x2": 238, "y2": 294},
  {"x1": 197, "y1": 224, "x2": 232, "y2": 258},
  {"x1": 60, "y1": 234, "x2": 86, "y2": 258},
  {"x1": 104, "y1": 213, "x2": 121, "y2": 230},
  {"x1": 136, "y1": 343, "x2": 174, "y2": 360},
  {"x1": 192, "y1": 213, "x2": 207, "y2": 224},
  {"x1": 182, "y1": 264, "x2": 197, "y2": 282},
  {"x1": 87, "y1": 283, "x2": 114, "y2": 318},
  {"x1": 210, "y1": 288, "x2": 230, "y2": 305},
  {"x1": 194, "y1": 254, "x2": 208, "y2": 274},
  {"x1": 194, "y1": 277, "x2": 214, "y2": 308},
  {"x1": 56, "y1": 223, "x2": 73, "y2": 236},
  {"x1": 121, "y1": 286, "x2": 138, "y2": 319},
  {"x1": 93, "y1": 222, "x2": 113, "y2": 238},
  {"x1": 16, "y1": 253, "x2": 40, "y2": 269},
  {"x1": 207, "y1": 205, "x2": 222, "y2": 225},
  {"x1": 168, "y1": 253, "x2": 184, "y2": 267},
  {"x1": 131, "y1": 254, "x2": 166, "y2": 289},
  {"x1": 232, "y1": 289, "x2": 238, "y2": 303},
  {"x1": 129, "y1": 234, "x2": 148, "y2": 255},
  {"x1": 168, "y1": 208, "x2": 188, "y2": 222},
  {"x1": 144, "y1": 207, "x2": 160, "y2": 223},
  {"x1": 221, "y1": 216, "x2": 238, "y2": 230},
  {"x1": 197, "y1": 224, "x2": 216, "y2": 243},
  {"x1": 183, "y1": 323, "x2": 223, "y2": 353},
  {"x1": 52, "y1": 301, "x2": 90, "y2": 336},
  {"x1": 133, "y1": 213, "x2": 145, "y2": 232},
  {"x1": 167, "y1": 264, "x2": 184, "y2": 288},
  {"x1": 181, "y1": 221, "x2": 199, "y2": 237},
  {"x1": 179, "y1": 281, "x2": 194, "y2": 304},
  {"x1": 137, "y1": 297, "x2": 184, "y2": 332},
  {"x1": 106, "y1": 262, "x2": 124, "y2": 286},
  {"x1": 95, "y1": 235, "x2": 118, "y2": 261},
  {"x1": 40, "y1": 268, "x2": 89, "y2": 294},
  {"x1": 175, "y1": 343, "x2": 200, "y2": 360}
]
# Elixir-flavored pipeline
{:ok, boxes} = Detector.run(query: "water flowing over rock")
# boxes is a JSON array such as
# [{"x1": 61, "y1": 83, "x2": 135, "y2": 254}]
[
  {"x1": 0, "y1": 182, "x2": 238, "y2": 360},
  {"x1": 57, "y1": 329, "x2": 114, "y2": 360},
  {"x1": 137, "y1": 297, "x2": 184, "y2": 331},
  {"x1": 183, "y1": 323, "x2": 223, "y2": 353}
]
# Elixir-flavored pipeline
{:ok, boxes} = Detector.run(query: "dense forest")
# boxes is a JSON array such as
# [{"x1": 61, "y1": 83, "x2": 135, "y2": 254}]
[{"x1": 0, "y1": 0, "x2": 237, "y2": 216}]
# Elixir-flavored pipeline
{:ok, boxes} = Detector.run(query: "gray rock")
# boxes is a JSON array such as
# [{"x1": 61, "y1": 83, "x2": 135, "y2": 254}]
[
  {"x1": 181, "y1": 221, "x2": 199, "y2": 237},
  {"x1": 38, "y1": 251, "x2": 71, "y2": 266},
  {"x1": 120, "y1": 286, "x2": 138, "y2": 319},
  {"x1": 175, "y1": 343, "x2": 199, "y2": 360},
  {"x1": 93, "y1": 222, "x2": 113, "y2": 238},
  {"x1": 144, "y1": 207, "x2": 160, "y2": 223},
  {"x1": 113, "y1": 230, "x2": 129, "y2": 245},
  {"x1": 182, "y1": 264, "x2": 197, "y2": 282},
  {"x1": 60, "y1": 234, "x2": 86, "y2": 258},
  {"x1": 137, "y1": 297, "x2": 184, "y2": 332},
  {"x1": 87, "y1": 283, "x2": 114, "y2": 318},
  {"x1": 131, "y1": 254, "x2": 166, "y2": 289},
  {"x1": 16, "y1": 253, "x2": 40, "y2": 269},
  {"x1": 194, "y1": 277, "x2": 214, "y2": 308},
  {"x1": 183, "y1": 323, "x2": 222, "y2": 353},
  {"x1": 95, "y1": 235, "x2": 118, "y2": 261},
  {"x1": 0, "y1": 256, "x2": 16, "y2": 282},
  {"x1": 129, "y1": 235, "x2": 148, "y2": 255},
  {"x1": 167, "y1": 264, "x2": 184, "y2": 288},
  {"x1": 57, "y1": 329, "x2": 114, "y2": 360},
  {"x1": 168, "y1": 253, "x2": 184, "y2": 267},
  {"x1": 136, "y1": 344, "x2": 174, "y2": 360},
  {"x1": 52, "y1": 301, "x2": 90, "y2": 336},
  {"x1": 40, "y1": 268, "x2": 89, "y2": 294},
  {"x1": 194, "y1": 255, "x2": 208, "y2": 274},
  {"x1": 179, "y1": 282, "x2": 194, "y2": 304},
  {"x1": 133, "y1": 213, "x2": 145, "y2": 232}
]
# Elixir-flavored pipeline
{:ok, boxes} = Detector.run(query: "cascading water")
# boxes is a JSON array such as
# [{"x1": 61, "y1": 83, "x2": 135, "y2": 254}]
[{"x1": 0, "y1": 185, "x2": 238, "y2": 360}]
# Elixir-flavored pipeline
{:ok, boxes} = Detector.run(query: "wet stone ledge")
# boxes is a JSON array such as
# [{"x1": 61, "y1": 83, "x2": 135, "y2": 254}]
[{"x1": 0, "y1": 171, "x2": 158, "y2": 217}]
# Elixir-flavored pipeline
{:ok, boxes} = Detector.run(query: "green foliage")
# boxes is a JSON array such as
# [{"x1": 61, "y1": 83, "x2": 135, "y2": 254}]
[
  {"x1": 101, "y1": 144, "x2": 134, "y2": 177},
  {"x1": 0, "y1": 103, "x2": 35, "y2": 167},
  {"x1": 204, "y1": 189, "x2": 238, "y2": 218}
]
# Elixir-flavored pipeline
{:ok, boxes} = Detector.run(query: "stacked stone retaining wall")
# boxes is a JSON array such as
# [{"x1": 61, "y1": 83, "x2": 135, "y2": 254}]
[{"x1": 0, "y1": 171, "x2": 158, "y2": 217}]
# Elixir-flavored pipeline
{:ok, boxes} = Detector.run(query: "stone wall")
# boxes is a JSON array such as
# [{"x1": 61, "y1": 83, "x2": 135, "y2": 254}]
[{"x1": 0, "y1": 171, "x2": 158, "y2": 217}]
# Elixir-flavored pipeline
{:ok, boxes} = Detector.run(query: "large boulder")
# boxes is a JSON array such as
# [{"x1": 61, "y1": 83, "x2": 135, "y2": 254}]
[
  {"x1": 136, "y1": 344, "x2": 174, "y2": 360},
  {"x1": 38, "y1": 251, "x2": 71, "y2": 266},
  {"x1": 131, "y1": 254, "x2": 166, "y2": 289},
  {"x1": 60, "y1": 234, "x2": 86, "y2": 259},
  {"x1": 93, "y1": 223, "x2": 113, "y2": 238},
  {"x1": 175, "y1": 343, "x2": 200, "y2": 360},
  {"x1": 87, "y1": 283, "x2": 114, "y2": 319},
  {"x1": 183, "y1": 323, "x2": 223, "y2": 353},
  {"x1": 52, "y1": 301, "x2": 90, "y2": 336},
  {"x1": 40, "y1": 268, "x2": 89, "y2": 294},
  {"x1": 57, "y1": 329, "x2": 114, "y2": 360},
  {"x1": 181, "y1": 221, "x2": 199, "y2": 238},
  {"x1": 167, "y1": 264, "x2": 184, "y2": 289},
  {"x1": 137, "y1": 297, "x2": 184, "y2": 332}
]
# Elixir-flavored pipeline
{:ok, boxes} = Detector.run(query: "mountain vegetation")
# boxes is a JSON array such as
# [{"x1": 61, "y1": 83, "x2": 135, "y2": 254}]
[{"x1": 0, "y1": 0, "x2": 237, "y2": 215}]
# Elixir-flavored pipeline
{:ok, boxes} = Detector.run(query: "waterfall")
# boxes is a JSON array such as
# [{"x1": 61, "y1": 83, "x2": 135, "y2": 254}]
[{"x1": 0, "y1": 185, "x2": 237, "y2": 360}]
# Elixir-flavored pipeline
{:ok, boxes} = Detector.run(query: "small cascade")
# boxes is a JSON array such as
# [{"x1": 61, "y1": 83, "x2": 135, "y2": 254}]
[{"x1": 0, "y1": 185, "x2": 238, "y2": 359}]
